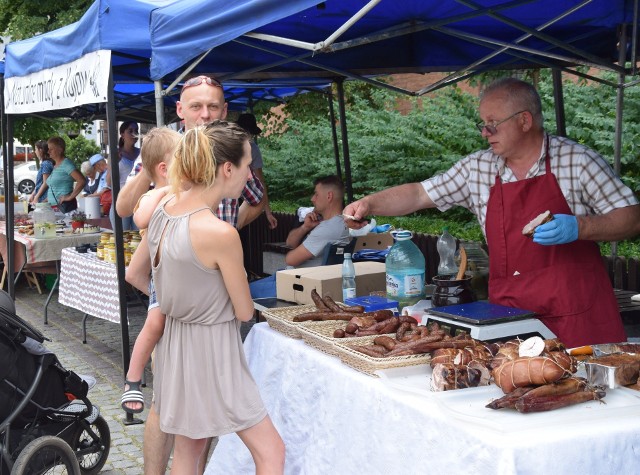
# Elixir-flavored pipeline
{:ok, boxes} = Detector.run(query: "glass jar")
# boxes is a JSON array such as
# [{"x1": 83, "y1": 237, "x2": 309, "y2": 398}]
[
  {"x1": 96, "y1": 244, "x2": 104, "y2": 260},
  {"x1": 431, "y1": 275, "x2": 476, "y2": 308},
  {"x1": 130, "y1": 235, "x2": 142, "y2": 252},
  {"x1": 458, "y1": 242, "x2": 490, "y2": 301},
  {"x1": 33, "y1": 203, "x2": 57, "y2": 239},
  {"x1": 106, "y1": 244, "x2": 116, "y2": 264},
  {"x1": 124, "y1": 247, "x2": 132, "y2": 266}
]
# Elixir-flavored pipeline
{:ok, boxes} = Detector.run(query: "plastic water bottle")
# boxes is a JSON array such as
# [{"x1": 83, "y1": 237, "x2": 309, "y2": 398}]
[
  {"x1": 342, "y1": 253, "x2": 356, "y2": 301},
  {"x1": 386, "y1": 231, "x2": 425, "y2": 309},
  {"x1": 437, "y1": 227, "x2": 458, "y2": 277}
]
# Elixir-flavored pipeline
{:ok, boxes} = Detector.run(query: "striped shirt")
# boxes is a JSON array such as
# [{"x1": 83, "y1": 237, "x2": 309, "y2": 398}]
[{"x1": 422, "y1": 134, "x2": 638, "y2": 235}]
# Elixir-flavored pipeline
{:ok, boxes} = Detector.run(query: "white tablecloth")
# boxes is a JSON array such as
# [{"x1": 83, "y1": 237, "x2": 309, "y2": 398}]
[
  {"x1": 207, "y1": 323, "x2": 640, "y2": 475},
  {"x1": 59, "y1": 248, "x2": 120, "y2": 323}
]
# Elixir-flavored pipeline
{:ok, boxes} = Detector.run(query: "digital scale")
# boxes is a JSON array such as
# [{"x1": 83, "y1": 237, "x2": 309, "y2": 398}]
[{"x1": 423, "y1": 301, "x2": 556, "y2": 342}]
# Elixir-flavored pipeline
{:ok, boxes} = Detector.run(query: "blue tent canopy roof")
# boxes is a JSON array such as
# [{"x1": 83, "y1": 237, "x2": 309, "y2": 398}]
[
  {"x1": 4, "y1": 0, "x2": 176, "y2": 81},
  {"x1": 150, "y1": 0, "x2": 635, "y2": 86}
]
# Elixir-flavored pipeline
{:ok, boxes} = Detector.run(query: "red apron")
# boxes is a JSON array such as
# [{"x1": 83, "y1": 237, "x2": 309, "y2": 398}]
[{"x1": 485, "y1": 141, "x2": 626, "y2": 347}]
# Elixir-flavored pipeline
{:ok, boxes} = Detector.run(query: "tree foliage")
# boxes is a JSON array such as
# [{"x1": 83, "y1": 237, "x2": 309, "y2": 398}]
[
  {"x1": 1, "y1": 1, "x2": 94, "y2": 151},
  {"x1": 64, "y1": 135, "x2": 100, "y2": 170},
  {"x1": 0, "y1": 0, "x2": 91, "y2": 41}
]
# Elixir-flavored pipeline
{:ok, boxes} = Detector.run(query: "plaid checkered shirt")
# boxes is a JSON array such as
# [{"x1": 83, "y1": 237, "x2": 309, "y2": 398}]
[
  {"x1": 422, "y1": 134, "x2": 638, "y2": 237},
  {"x1": 217, "y1": 168, "x2": 264, "y2": 228}
]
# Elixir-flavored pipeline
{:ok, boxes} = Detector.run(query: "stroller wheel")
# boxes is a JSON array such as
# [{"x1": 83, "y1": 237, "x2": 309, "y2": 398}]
[
  {"x1": 11, "y1": 435, "x2": 81, "y2": 474},
  {"x1": 70, "y1": 415, "x2": 110, "y2": 475}
]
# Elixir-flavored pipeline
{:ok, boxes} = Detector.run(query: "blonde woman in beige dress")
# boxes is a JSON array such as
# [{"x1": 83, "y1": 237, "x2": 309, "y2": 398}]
[{"x1": 145, "y1": 121, "x2": 285, "y2": 474}]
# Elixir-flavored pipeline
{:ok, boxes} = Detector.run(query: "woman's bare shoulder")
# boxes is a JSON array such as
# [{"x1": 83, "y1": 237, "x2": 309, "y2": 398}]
[{"x1": 191, "y1": 211, "x2": 239, "y2": 241}]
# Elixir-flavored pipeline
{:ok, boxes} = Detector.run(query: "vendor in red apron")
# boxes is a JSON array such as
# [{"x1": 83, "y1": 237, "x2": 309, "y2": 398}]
[{"x1": 343, "y1": 78, "x2": 640, "y2": 348}]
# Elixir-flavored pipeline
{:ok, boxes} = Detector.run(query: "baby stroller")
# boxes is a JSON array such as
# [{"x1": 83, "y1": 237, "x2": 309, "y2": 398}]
[{"x1": 0, "y1": 291, "x2": 110, "y2": 474}]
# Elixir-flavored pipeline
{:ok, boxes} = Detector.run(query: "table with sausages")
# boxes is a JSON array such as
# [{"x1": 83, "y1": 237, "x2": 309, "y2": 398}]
[{"x1": 206, "y1": 323, "x2": 640, "y2": 475}]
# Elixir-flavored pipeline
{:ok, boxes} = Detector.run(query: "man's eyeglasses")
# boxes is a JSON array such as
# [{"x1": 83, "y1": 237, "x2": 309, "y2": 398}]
[
  {"x1": 181, "y1": 76, "x2": 223, "y2": 93},
  {"x1": 476, "y1": 110, "x2": 527, "y2": 135}
]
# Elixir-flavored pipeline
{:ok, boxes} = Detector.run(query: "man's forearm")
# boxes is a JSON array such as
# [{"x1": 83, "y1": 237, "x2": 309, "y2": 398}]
[
  {"x1": 363, "y1": 183, "x2": 433, "y2": 216},
  {"x1": 285, "y1": 224, "x2": 310, "y2": 248},
  {"x1": 116, "y1": 172, "x2": 152, "y2": 217},
  {"x1": 236, "y1": 200, "x2": 266, "y2": 229},
  {"x1": 578, "y1": 204, "x2": 640, "y2": 242}
]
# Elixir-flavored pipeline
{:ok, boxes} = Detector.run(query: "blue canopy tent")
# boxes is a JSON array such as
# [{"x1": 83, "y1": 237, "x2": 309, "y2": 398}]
[
  {"x1": 1, "y1": 0, "x2": 184, "y2": 424},
  {"x1": 1, "y1": 1, "x2": 332, "y2": 422},
  {"x1": 149, "y1": 0, "x2": 640, "y2": 201}
]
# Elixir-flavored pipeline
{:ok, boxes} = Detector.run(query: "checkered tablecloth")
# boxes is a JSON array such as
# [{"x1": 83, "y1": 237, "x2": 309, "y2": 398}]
[{"x1": 59, "y1": 247, "x2": 120, "y2": 323}]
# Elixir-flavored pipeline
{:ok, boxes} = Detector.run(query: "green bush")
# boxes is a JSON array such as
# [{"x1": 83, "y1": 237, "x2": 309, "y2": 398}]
[
  {"x1": 63, "y1": 135, "x2": 100, "y2": 170},
  {"x1": 264, "y1": 71, "x2": 640, "y2": 258}
]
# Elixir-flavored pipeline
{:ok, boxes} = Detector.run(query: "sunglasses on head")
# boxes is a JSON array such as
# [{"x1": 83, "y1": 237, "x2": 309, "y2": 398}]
[{"x1": 181, "y1": 76, "x2": 223, "y2": 92}]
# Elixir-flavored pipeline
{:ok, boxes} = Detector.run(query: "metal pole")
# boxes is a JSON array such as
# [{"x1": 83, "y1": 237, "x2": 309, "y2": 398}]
[
  {"x1": 154, "y1": 80, "x2": 165, "y2": 127},
  {"x1": 335, "y1": 79, "x2": 353, "y2": 203},
  {"x1": 106, "y1": 67, "x2": 140, "y2": 424},
  {"x1": 5, "y1": 115, "x2": 15, "y2": 299},
  {"x1": 327, "y1": 87, "x2": 342, "y2": 180},
  {"x1": 611, "y1": 24, "x2": 628, "y2": 262},
  {"x1": 0, "y1": 75, "x2": 15, "y2": 299},
  {"x1": 552, "y1": 69, "x2": 566, "y2": 137}
]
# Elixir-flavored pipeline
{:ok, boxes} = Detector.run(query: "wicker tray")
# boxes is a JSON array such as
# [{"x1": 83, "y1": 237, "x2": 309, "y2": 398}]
[
  {"x1": 262, "y1": 304, "x2": 322, "y2": 339},
  {"x1": 334, "y1": 337, "x2": 431, "y2": 377},
  {"x1": 297, "y1": 320, "x2": 395, "y2": 357}
]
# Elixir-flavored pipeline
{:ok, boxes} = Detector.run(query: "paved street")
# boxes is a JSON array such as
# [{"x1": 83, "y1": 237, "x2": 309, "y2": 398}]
[{"x1": 12, "y1": 280, "x2": 254, "y2": 474}]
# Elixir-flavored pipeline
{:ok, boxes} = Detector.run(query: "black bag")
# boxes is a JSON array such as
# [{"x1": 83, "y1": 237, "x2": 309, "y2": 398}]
[{"x1": 57, "y1": 199, "x2": 78, "y2": 213}]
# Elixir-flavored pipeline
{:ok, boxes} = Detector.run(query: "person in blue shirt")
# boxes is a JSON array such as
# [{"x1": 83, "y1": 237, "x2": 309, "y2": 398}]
[
  {"x1": 29, "y1": 140, "x2": 54, "y2": 204},
  {"x1": 46, "y1": 137, "x2": 85, "y2": 213}
]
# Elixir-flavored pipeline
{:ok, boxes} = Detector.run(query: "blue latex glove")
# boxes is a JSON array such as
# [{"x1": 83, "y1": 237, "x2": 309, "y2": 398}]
[{"x1": 533, "y1": 214, "x2": 578, "y2": 245}]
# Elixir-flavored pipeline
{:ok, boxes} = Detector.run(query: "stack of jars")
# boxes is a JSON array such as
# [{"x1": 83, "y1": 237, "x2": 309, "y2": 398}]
[{"x1": 96, "y1": 231, "x2": 142, "y2": 266}]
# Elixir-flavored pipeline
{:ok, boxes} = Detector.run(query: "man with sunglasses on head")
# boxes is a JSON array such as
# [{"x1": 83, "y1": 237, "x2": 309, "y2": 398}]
[
  {"x1": 344, "y1": 77, "x2": 640, "y2": 348},
  {"x1": 116, "y1": 75, "x2": 265, "y2": 475},
  {"x1": 117, "y1": 75, "x2": 265, "y2": 228}
]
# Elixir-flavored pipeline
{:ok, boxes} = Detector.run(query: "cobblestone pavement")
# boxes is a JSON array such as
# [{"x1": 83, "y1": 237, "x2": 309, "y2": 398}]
[{"x1": 12, "y1": 282, "x2": 255, "y2": 474}]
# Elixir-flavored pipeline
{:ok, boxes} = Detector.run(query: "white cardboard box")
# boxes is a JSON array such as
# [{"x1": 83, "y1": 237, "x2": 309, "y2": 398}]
[
  {"x1": 353, "y1": 232, "x2": 394, "y2": 251},
  {"x1": 276, "y1": 261, "x2": 386, "y2": 305}
]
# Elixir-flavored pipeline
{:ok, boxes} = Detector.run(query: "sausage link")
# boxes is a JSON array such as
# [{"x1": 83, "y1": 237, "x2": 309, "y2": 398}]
[
  {"x1": 311, "y1": 289, "x2": 331, "y2": 311},
  {"x1": 322, "y1": 295, "x2": 342, "y2": 313}
]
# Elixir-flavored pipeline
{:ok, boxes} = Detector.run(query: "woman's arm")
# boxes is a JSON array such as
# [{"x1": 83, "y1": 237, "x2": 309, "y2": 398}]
[
  {"x1": 125, "y1": 234, "x2": 152, "y2": 294},
  {"x1": 192, "y1": 217, "x2": 253, "y2": 321},
  {"x1": 63, "y1": 169, "x2": 86, "y2": 201},
  {"x1": 133, "y1": 186, "x2": 171, "y2": 229},
  {"x1": 31, "y1": 173, "x2": 50, "y2": 203},
  {"x1": 216, "y1": 228, "x2": 254, "y2": 321}
]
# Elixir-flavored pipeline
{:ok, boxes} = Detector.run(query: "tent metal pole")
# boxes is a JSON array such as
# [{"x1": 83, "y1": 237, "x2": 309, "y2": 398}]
[
  {"x1": 633, "y1": 0, "x2": 639, "y2": 76},
  {"x1": 5, "y1": 114, "x2": 15, "y2": 299},
  {"x1": 1, "y1": 74, "x2": 15, "y2": 300},
  {"x1": 611, "y1": 24, "x2": 628, "y2": 263},
  {"x1": 335, "y1": 79, "x2": 353, "y2": 203},
  {"x1": 154, "y1": 80, "x2": 165, "y2": 126},
  {"x1": 552, "y1": 69, "x2": 566, "y2": 137},
  {"x1": 327, "y1": 87, "x2": 342, "y2": 181},
  {"x1": 105, "y1": 67, "x2": 139, "y2": 424}
]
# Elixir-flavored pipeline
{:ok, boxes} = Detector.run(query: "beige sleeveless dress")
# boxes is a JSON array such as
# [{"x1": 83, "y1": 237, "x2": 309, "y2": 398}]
[{"x1": 147, "y1": 200, "x2": 267, "y2": 439}]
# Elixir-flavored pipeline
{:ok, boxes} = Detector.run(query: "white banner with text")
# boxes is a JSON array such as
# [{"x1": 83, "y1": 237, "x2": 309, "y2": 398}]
[{"x1": 4, "y1": 50, "x2": 111, "y2": 113}]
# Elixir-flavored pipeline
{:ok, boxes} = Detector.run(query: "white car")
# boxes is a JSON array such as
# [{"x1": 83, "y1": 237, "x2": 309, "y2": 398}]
[{"x1": 12, "y1": 161, "x2": 39, "y2": 194}]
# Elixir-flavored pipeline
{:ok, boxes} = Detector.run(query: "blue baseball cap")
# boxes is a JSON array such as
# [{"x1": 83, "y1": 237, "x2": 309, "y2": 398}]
[{"x1": 89, "y1": 154, "x2": 105, "y2": 166}]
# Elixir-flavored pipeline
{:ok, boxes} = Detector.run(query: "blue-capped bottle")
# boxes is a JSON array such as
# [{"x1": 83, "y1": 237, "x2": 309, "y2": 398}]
[{"x1": 385, "y1": 231, "x2": 425, "y2": 309}]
